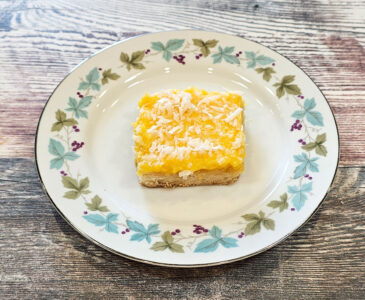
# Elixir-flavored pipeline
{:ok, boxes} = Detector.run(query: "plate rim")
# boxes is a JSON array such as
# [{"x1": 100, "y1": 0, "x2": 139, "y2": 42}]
[{"x1": 34, "y1": 29, "x2": 340, "y2": 268}]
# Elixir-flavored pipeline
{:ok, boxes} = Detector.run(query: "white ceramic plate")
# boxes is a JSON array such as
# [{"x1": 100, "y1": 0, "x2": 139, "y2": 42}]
[{"x1": 36, "y1": 30, "x2": 339, "y2": 267}]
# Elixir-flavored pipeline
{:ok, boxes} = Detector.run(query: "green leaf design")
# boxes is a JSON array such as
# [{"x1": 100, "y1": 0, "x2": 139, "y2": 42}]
[
  {"x1": 315, "y1": 144, "x2": 327, "y2": 156},
  {"x1": 161, "y1": 230, "x2": 174, "y2": 244},
  {"x1": 101, "y1": 69, "x2": 120, "y2": 85},
  {"x1": 292, "y1": 98, "x2": 324, "y2": 126},
  {"x1": 151, "y1": 39, "x2": 185, "y2": 62},
  {"x1": 165, "y1": 39, "x2": 185, "y2": 51},
  {"x1": 285, "y1": 84, "x2": 301, "y2": 95},
  {"x1": 242, "y1": 214, "x2": 260, "y2": 221},
  {"x1": 267, "y1": 201, "x2": 281, "y2": 209},
  {"x1": 245, "y1": 220, "x2": 262, "y2": 235},
  {"x1": 63, "y1": 152, "x2": 79, "y2": 161},
  {"x1": 316, "y1": 132, "x2": 326, "y2": 143},
  {"x1": 150, "y1": 231, "x2": 184, "y2": 253},
  {"x1": 289, "y1": 182, "x2": 312, "y2": 210},
  {"x1": 192, "y1": 39, "x2": 205, "y2": 47},
  {"x1": 120, "y1": 52, "x2": 129, "y2": 63},
  {"x1": 49, "y1": 138, "x2": 64, "y2": 157},
  {"x1": 282, "y1": 75, "x2": 295, "y2": 84},
  {"x1": 205, "y1": 40, "x2": 219, "y2": 48},
  {"x1": 263, "y1": 219, "x2": 275, "y2": 230},
  {"x1": 78, "y1": 68, "x2": 100, "y2": 91},
  {"x1": 83, "y1": 213, "x2": 118, "y2": 234},
  {"x1": 293, "y1": 152, "x2": 319, "y2": 179},
  {"x1": 302, "y1": 133, "x2": 327, "y2": 156},
  {"x1": 62, "y1": 176, "x2": 91, "y2": 199},
  {"x1": 211, "y1": 46, "x2": 240, "y2": 64},
  {"x1": 193, "y1": 39, "x2": 218, "y2": 57},
  {"x1": 267, "y1": 193, "x2": 289, "y2": 212},
  {"x1": 86, "y1": 195, "x2": 109, "y2": 212},
  {"x1": 169, "y1": 243, "x2": 184, "y2": 253},
  {"x1": 79, "y1": 177, "x2": 89, "y2": 190},
  {"x1": 242, "y1": 210, "x2": 275, "y2": 235},
  {"x1": 273, "y1": 75, "x2": 301, "y2": 98},
  {"x1": 51, "y1": 109, "x2": 78, "y2": 132},
  {"x1": 255, "y1": 67, "x2": 276, "y2": 82},
  {"x1": 131, "y1": 51, "x2": 144, "y2": 63},
  {"x1": 245, "y1": 51, "x2": 275, "y2": 68},
  {"x1": 302, "y1": 143, "x2": 316, "y2": 151},
  {"x1": 120, "y1": 51, "x2": 145, "y2": 70},
  {"x1": 65, "y1": 96, "x2": 92, "y2": 119},
  {"x1": 162, "y1": 50, "x2": 172, "y2": 62},
  {"x1": 86, "y1": 68, "x2": 99, "y2": 85},
  {"x1": 150, "y1": 242, "x2": 168, "y2": 251},
  {"x1": 151, "y1": 41, "x2": 164, "y2": 51},
  {"x1": 49, "y1": 138, "x2": 79, "y2": 169},
  {"x1": 276, "y1": 86, "x2": 285, "y2": 98},
  {"x1": 64, "y1": 191, "x2": 80, "y2": 199},
  {"x1": 62, "y1": 176, "x2": 78, "y2": 189}
]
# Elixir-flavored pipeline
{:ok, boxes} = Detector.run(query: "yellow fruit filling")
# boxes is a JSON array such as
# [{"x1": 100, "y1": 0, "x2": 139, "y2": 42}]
[{"x1": 132, "y1": 87, "x2": 245, "y2": 175}]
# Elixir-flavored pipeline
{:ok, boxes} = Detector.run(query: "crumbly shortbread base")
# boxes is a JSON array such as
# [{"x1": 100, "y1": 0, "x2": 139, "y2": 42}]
[{"x1": 139, "y1": 169, "x2": 241, "y2": 188}]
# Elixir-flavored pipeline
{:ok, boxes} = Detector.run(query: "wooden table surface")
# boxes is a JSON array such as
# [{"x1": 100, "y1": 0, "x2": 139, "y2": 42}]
[{"x1": 1, "y1": 0, "x2": 364, "y2": 298}]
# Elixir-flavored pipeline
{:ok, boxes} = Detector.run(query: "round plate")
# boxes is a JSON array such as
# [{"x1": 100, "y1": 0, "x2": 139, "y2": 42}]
[{"x1": 36, "y1": 30, "x2": 339, "y2": 267}]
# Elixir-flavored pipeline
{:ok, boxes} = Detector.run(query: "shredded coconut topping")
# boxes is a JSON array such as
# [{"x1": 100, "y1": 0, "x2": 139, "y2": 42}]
[
  {"x1": 178, "y1": 170, "x2": 193, "y2": 179},
  {"x1": 134, "y1": 88, "x2": 245, "y2": 174},
  {"x1": 225, "y1": 107, "x2": 243, "y2": 123}
]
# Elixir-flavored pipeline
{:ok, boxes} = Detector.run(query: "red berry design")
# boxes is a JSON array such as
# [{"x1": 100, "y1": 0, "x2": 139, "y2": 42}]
[
  {"x1": 290, "y1": 120, "x2": 302, "y2": 131},
  {"x1": 174, "y1": 54, "x2": 186, "y2": 64},
  {"x1": 193, "y1": 225, "x2": 208, "y2": 234},
  {"x1": 71, "y1": 140, "x2": 84, "y2": 152}
]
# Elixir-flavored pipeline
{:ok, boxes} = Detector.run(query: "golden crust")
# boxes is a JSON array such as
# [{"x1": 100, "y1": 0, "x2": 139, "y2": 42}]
[{"x1": 139, "y1": 169, "x2": 242, "y2": 188}]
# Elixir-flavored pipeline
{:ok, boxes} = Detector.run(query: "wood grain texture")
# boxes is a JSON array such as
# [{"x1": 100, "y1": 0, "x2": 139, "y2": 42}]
[
  {"x1": 1, "y1": 0, "x2": 365, "y2": 298},
  {"x1": 0, "y1": 0, "x2": 364, "y2": 164},
  {"x1": 0, "y1": 159, "x2": 364, "y2": 299}
]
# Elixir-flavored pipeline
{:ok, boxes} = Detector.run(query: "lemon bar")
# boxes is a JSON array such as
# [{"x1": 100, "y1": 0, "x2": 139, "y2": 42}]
[{"x1": 132, "y1": 87, "x2": 245, "y2": 187}]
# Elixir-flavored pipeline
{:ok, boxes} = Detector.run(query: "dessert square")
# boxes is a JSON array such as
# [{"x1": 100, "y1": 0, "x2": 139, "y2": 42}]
[{"x1": 132, "y1": 87, "x2": 245, "y2": 187}]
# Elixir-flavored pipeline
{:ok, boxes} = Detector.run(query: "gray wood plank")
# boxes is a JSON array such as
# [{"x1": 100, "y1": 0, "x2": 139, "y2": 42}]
[
  {"x1": 0, "y1": 0, "x2": 364, "y2": 164},
  {"x1": 0, "y1": 158, "x2": 364, "y2": 299}
]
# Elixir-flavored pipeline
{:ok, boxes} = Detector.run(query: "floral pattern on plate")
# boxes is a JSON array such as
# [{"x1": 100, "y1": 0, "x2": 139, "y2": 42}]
[{"x1": 46, "y1": 37, "x2": 328, "y2": 254}]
